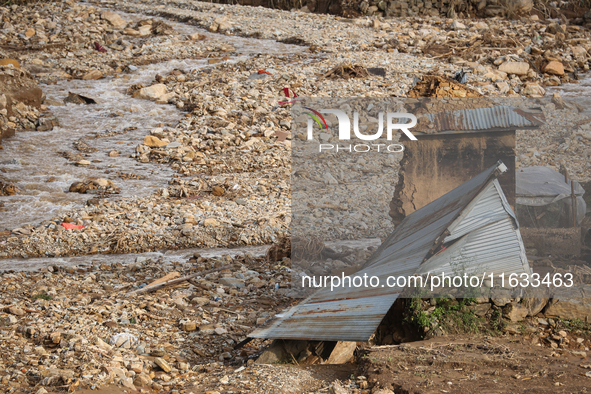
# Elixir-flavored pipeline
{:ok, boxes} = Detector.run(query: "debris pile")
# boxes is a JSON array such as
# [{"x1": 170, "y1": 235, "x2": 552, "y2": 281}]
[
  {"x1": 322, "y1": 62, "x2": 370, "y2": 79},
  {"x1": 0, "y1": 64, "x2": 56, "y2": 140},
  {"x1": 407, "y1": 74, "x2": 482, "y2": 97}
]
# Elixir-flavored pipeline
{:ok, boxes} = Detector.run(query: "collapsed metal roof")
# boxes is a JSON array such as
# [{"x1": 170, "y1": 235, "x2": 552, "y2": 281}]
[
  {"x1": 250, "y1": 161, "x2": 531, "y2": 342},
  {"x1": 417, "y1": 105, "x2": 545, "y2": 134}
]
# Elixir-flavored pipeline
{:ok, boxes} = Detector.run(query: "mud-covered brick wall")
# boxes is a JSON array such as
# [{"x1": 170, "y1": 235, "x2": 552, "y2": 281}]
[{"x1": 389, "y1": 131, "x2": 516, "y2": 225}]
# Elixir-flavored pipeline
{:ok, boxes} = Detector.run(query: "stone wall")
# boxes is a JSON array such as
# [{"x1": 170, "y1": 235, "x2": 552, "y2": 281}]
[
  {"x1": 389, "y1": 131, "x2": 516, "y2": 225},
  {"x1": 203, "y1": 0, "x2": 532, "y2": 18}
]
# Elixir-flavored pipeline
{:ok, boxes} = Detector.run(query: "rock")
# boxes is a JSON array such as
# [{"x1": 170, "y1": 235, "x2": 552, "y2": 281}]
[
  {"x1": 76, "y1": 160, "x2": 91, "y2": 166},
  {"x1": 101, "y1": 11, "x2": 127, "y2": 29},
  {"x1": 469, "y1": 303, "x2": 491, "y2": 317},
  {"x1": 181, "y1": 321, "x2": 197, "y2": 331},
  {"x1": 0, "y1": 59, "x2": 20, "y2": 68},
  {"x1": 330, "y1": 381, "x2": 349, "y2": 394},
  {"x1": 491, "y1": 298, "x2": 511, "y2": 307},
  {"x1": 498, "y1": 61, "x2": 529, "y2": 76},
  {"x1": 503, "y1": 323, "x2": 520, "y2": 334},
  {"x1": 203, "y1": 218, "x2": 218, "y2": 227},
  {"x1": 522, "y1": 297, "x2": 549, "y2": 317},
  {"x1": 154, "y1": 357, "x2": 172, "y2": 373},
  {"x1": 212, "y1": 186, "x2": 225, "y2": 196},
  {"x1": 108, "y1": 150, "x2": 119, "y2": 157},
  {"x1": 133, "y1": 373, "x2": 152, "y2": 387},
  {"x1": 82, "y1": 70, "x2": 103, "y2": 80},
  {"x1": 129, "y1": 362, "x2": 143, "y2": 373},
  {"x1": 504, "y1": 302, "x2": 529, "y2": 322},
  {"x1": 138, "y1": 25, "x2": 152, "y2": 36},
  {"x1": 93, "y1": 178, "x2": 110, "y2": 188},
  {"x1": 505, "y1": 0, "x2": 533, "y2": 12},
  {"x1": 36, "y1": 115, "x2": 59, "y2": 131},
  {"x1": 374, "y1": 390, "x2": 395, "y2": 394},
  {"x1": 214, "y1": 327, "x2": 227, "y2": 335},
  {"x1": 123, "y1": 28, "x2": 140, "y2": 36},
  {"x1": 25, "y1": 28, "x2": 35, "y2": 38},
  {"x1": 522, "y1": 82, "x2": 545, "y2": 97},
  {"x1": 209, "y1": 17, "x2": 232, "y2": 32},
  {"x1": 544, "y1": 299, "x2": 591, "y2": 321},
  {"x1": 156, "y1": 92, "x2": 176, "y2": 104},
  {"x1": 572, "y1": 46, "x2": 588, "y2": 59},
  {"x1": 3, "y1": 315, "x2": 18, "y2": 325},
  {"x1": 219, "y1": 277, "x2": 245, "y2": 288},
  {"x1": 326, "y1": 341, "x2": 356, "y2": 364},
  {"x1": 165, "y1": 141, "x2": 181, "y2": 149},
  {"x1": 143, "y1": 135, "x2": 168, "y2": 147},
  {"x1": 451, "y1": 21, "x2": 466, "y2": 30},
  {"x1": 496, "y1": 81, "x2": 510, "y2": 94},
  {"x1": 134, "y1": 84, "x2": 168, "y2": 100},
  {"x1": 189, "y1": 32, "x2": 206, "y2": 41},
  {"x1": 110, "y1": 333, "x2": 137, "y2": 348},
  {"x1": 256, "y1": 340, "x2": 289, "y2": 364},
  {"x1": 8, "y1": 306, "x2": 25, "y2": 316},
  {"x1": 551, "y1": 94, "x2": 568, "y2": 109},
  {"x1": 543, "y1": 61, "x2": 565, "y2": 76}
]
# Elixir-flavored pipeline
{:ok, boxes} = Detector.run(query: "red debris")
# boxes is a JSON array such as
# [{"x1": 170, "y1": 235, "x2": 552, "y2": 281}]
[
  {"x1": 61, "y1": 222, "x2": 85, "y2": 230},
  {"x1": 278, "y1": 87, "x2": 299, "y2": 106},
  {"x1": 94, "y1": 42, "x2": 107, "y2": 53},
  {"x1": 257, "y1": 70, "x2": 272, "y2": 75}
]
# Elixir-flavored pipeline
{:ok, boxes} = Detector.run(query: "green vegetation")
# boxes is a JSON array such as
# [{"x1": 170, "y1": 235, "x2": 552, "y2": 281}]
[
  {"x1": 32, "y1": 293, "x2": 53, "y2": 300},
  {"x1": 558, "y1": 318, "x2": 591, "y2": 334},
  {"x1": 490, "y1": 309, "x2": 506, "y2": 333}
]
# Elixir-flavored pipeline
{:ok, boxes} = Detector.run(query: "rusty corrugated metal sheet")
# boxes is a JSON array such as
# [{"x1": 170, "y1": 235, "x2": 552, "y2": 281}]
[
  {"x1": 421, "y1": 105, "x2": 544, "y2": 134},
  {"x1": 250, "y1": 162, "x2": 512, "y2": 342}
]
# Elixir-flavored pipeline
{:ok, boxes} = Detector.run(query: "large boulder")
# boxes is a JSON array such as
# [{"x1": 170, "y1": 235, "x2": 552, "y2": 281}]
[
  {"x1": 499, "y1": 61, "x2": 529, "y2": 76},
  {"x1": 544, "y1": 298, "x2": 591, "y2": 321},
  {"x1": 522, "y1": 297, "x2": 549, "y2": 317}
]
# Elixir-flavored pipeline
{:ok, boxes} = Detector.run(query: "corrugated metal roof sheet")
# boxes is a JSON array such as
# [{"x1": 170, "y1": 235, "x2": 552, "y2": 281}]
[
  {"x1": 420, "y1": 105, "x2": 544, "y2": 134},
  {"x1": 250, "y1": 161, "x2": 531, "y2": 342}
]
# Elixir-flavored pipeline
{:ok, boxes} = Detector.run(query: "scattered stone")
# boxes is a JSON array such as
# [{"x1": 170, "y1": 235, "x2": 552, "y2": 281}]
[
  {"x1": 143, "y1": 135, "x2": 168, "y2": 147},
  {"x1": 133, "y1": 84, "x2": 168, "y2": 100},
  {"x1": 499, "y1": 61, "x2": 529, "y2": 76},
  {"x1": 154, "y1": 357, "x2": 172, "y2": 373},
  {"x1": 82, "y1": 70, "x2": 103, "y2": 80},
  {"x1": 504, "y1": 302, "x2": 529, "y2": 322},
  {"x1": 101, "y1": 11, "x2": 127, "y2": 29},
  {"x1": 543, "y1": 61, "x2": 565, "y2": 76}
]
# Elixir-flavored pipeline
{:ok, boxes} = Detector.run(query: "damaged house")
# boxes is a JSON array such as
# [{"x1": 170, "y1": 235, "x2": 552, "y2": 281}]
[
  {"x1": 390, "y1": 102, "x2": 544, "y2": 225},
  {"x1": 249, "y1": 161, "x2": 531, "y2": 362}
]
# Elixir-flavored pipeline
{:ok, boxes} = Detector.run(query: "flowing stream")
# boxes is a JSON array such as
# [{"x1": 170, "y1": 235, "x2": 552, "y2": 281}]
[
  {"x1": 0, "y1": 11, "x2": 303, "y2": 231},
  {"x1": 0, "y1": 8, "x2": 589, "y2": 271}
]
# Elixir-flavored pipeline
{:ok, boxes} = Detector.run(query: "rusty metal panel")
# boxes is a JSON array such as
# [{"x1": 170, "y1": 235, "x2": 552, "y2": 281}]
[
  {"x1": 422, "y1": 106, "x2": 544, "y2": 134},
  {"x1": 249, "y1": 161, "x2": 525, "y2": 342},
  {"x1": 249, "y1": 293, "x2": 400, "y2": 342}
]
